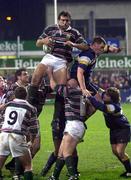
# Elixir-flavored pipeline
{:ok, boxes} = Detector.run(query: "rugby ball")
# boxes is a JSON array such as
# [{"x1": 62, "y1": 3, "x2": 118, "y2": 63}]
[{"x1": 43, "y1": 44, "x2": 52, "y2": 53}]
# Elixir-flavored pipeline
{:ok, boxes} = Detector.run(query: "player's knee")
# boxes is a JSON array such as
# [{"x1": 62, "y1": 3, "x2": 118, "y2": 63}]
[
  {"x1": 24, "y1": 165, "x2": 32, "y2": 172},
  {"x1": 112, "y1": 148, "x2": 124, "y2": 159},
  {"x1": 72, "y1": 148, "x2": 78, "y2": 157},
  {"x1": 28, "y1": 85, "x2": 39, "y2": 105},
  {"x1": 63, "y1": 151, "x2": 72, "y2": 158},
  {"x1": 31, "y1": 74, "x2": 41, "y2": 86},
  {"x1": 112, "y1": 148, "x2": 118, "y2": 156},
  {"x1": 117, "y1": 151, "x2": 125, "y2": 160}
]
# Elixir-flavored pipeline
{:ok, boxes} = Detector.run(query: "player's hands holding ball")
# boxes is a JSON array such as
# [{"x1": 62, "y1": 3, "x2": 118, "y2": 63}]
[
  {"x1": 64, "y1": 41, "x2": 75, "y2": 47},
  {"x1": 42, "y1": 36, "x2": 54, "y2": 47},
  {"x1": 42, "y1": 37, "x2": 55, "y2": 53}
]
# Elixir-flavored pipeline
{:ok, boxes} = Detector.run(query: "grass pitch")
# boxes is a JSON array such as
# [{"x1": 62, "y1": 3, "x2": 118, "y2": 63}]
[{"x1": 3, "y1": 104, "x2": 131, "y2": 180}]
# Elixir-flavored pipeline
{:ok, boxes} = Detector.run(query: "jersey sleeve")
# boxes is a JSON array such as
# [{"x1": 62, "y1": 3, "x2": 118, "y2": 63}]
[
  {"x1": 78, "y1": 51, "x2": 92, "y2": 71},
  {"x1": 72, "y1": 28, "x2": 87, "y2": 44},
  {"x1": 38, "y1": 25, "x2": 51, "y2": 39},
  {"x1": 28, "y1": 107, "x2": 40, "y2": 136},
  {"x1": 88, "y1": 96, "x2": 119, "y2": 114}
]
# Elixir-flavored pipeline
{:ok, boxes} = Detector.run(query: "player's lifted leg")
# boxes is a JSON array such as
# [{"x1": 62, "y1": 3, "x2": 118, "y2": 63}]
[{"x1": 28, "y1": 63, "x2": 47, "y2": 106}]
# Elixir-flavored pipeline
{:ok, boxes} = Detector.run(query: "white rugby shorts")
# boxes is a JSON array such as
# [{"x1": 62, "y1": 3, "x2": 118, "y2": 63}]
[
  {"x1": 40, "y1": 53, "x2": 67, "y2": 72},
  {"x1": 0, "y1": 132, "x2": 31, "y2": 157},
  {"x1": 64, "y1": 120, "x2": 86, "y2": 141}
]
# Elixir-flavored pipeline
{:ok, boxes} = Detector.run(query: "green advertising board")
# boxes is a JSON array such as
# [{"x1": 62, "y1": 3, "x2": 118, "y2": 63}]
[
  {"x1": 0, "y1": 55, "x2": 131, "y2": 69},
  {"x1": 0, "y1": 41, "x2": 40, "y2": 51},
  {"x1": 0, "y1": 58, "x2": 41, "y2": 69},
  {"x1": 96, "y1": 56, "x2": 131, "y2": 69}
]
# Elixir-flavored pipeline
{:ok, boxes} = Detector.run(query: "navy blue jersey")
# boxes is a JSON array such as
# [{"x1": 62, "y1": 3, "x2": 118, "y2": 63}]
[
  {"x1": 39, "y1": 24, "x2": 86, "y2": 63},
  {"x1": 78, "y1": 48, "x2": 97, "y2": 82},
  {"x1": 88, "y1": 96, "x2": 130, "y2": 130},
  {"x1": 70, "y1": 48, "x2": 98, "y2": 95}
]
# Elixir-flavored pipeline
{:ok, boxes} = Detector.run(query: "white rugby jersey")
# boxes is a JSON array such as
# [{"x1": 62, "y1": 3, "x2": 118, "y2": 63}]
[{"x1": 1, "y1": 98, "x2": 39, "y2": 136}]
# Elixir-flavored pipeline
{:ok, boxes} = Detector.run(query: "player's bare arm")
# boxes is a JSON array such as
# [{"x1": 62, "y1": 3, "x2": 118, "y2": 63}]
[
  {"x1": 64, "y1": 41, "x2": 89, "y2": 50},
  {"x1": 104, "y1": 44, "x2": 121, "y2": 53},
  {"x1": 36, "y1": 37, "x2": 54, "y2": 47},
  {"x1": 77, "y1": 67, "x2": 91, "y2": 96}
]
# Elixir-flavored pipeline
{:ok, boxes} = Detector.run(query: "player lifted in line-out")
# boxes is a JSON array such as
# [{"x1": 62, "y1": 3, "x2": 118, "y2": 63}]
[
  {"x1": 40, "y1": 36, "x2": 121, "y2": 177},
  {"x1": 0, "y1": 87, "x2": 40, "y2": 180},
  {"x1": 28, "y1": 11, "x2": 89, "y2": 107}
]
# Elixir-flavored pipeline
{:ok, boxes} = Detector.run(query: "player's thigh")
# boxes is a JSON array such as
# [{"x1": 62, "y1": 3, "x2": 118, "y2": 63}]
[
  {"x1": 0, "y1": 155, "x2": 8, "y2": 169},
  {"x1": 58, "y1": 139, "x2": 64, "y2": 157},
  {"x1": 19, "y1": 150, "x2": 32, "y2": 169},
  {"x1": 32, "y1": 63, "x2": 47, "y2": 84},
  {"x1": 53, "y1": 67, "x2": 67, "y2": 84},
  {"x1": 0, "y1": 132, "x2": 10, "y2": 156},
  {"x1": 116, "y1": 143, "x2": 128, "y2": 154},
  {"x1": 62, "y1": 133, "x2": 78, "y2": 157},
  {"x1": 64, "y1": 120, "x2": 86, "y2": 142},
  {"x1": 30, "y1": 136, "x2": 41, "y2": 158},
  {"x1": 9, "y1": 134, "x2": 30, "y2": 158}
]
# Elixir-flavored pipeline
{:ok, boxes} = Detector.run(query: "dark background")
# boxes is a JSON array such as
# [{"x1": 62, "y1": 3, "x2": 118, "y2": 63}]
[
  {"x1": 0, "y1": 0, "x2": 45, "y2": 40},
  {"x1": 0, "y1": 0, "x2": 129, "y2": 40}
]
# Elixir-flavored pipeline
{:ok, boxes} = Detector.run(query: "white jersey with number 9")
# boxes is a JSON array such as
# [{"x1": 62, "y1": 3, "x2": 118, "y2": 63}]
[{"x1": 2, "y1": 106, "x2": 26, "y2": 131}]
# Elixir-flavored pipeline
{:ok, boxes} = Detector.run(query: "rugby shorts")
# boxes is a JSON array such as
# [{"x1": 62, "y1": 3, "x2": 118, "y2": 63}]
[
  {"x1": 0, "y1": 132, "x2": 31, "y2": 157},
  {"x1": 110, "y1": 128, "x2": 131, "y2": 144},
  {"x1": 40, "y1": 53, "x2": 67, "y2": 72},
  {"x1": 64, "y1": 120, "x2": 86, "y2": 142}
]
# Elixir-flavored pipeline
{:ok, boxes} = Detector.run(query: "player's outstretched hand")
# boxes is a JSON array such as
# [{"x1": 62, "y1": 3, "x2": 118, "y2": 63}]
[{"x1": 109, "y1": 46, "x2": 122, "y2": 53}]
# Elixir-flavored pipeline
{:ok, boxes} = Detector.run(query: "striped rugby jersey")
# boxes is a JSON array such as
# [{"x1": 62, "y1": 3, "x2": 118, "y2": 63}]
[
  {"x1": 1, "y1": 98, "x2": 39, "y2": 136},
  {"x1": 39, "y1": 24, "x2": 86, "y2": 62},
  {"x1": 55, "y1": 84, "x2": 84, "y2": 121}
]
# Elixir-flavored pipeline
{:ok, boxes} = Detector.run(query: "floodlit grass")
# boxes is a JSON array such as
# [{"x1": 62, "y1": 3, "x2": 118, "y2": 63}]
[{"x1": 2, "y1": 104, "x2": 131, "y2": 180}]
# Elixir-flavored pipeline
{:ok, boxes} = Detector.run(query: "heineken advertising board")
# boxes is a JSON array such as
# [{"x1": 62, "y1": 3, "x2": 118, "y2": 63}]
[
  {"x1": 0, "y1": 41, "x2": 39, "y2": 51},
  {"x1": 0, "y1": 56, "x2": 131, "y2": 69},
  {"x1": 0, "y1": 58, "x2": 40, "y2": 69},
  {"x1": 96, "y1": 56, "x2": 131, "y2": 69}
]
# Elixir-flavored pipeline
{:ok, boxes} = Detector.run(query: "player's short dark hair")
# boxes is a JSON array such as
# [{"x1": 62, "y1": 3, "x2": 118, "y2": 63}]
[
  {"x1": 15, "y1": 86, "x2": 27, "y2": 99},
  {"x1": 15, "y1": 68, "x2": 27, "y2": 81},
  {"x1": 92, "y1": 36, "x2": 106, "y2": 45},
  {"x1": 58, "y1": 11, "x2": 71, "y2": 20},
  {"x1": 106, "y1": 87, "x2": 121, "y2": 103}
]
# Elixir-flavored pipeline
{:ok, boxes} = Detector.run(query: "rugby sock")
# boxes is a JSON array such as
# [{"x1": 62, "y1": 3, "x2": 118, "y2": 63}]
[
  {"x1": 53, "y1": 157, "x2": 65, "y2": 178},
  {"x1": 73, "y1": 156, "x2": 79, "y2": 174},
  {"x1": 121, "y1": 154, "x2": 131, "y2": 172},
  {"x1": 24, "y1": 171, "x2": 33, "y2": 180},
  {"x1": 41, "y1": 152, "x2": 57, "y2": 175},
  {"x1": 65, "y1": 156, "x2": 76, "y2": 176},
  {"x1": 15, "y1": 158, "x2": 24, "y2": 175},
  {"x1": 122, "y1": 159, "x2": 131, "y2": 172},
  {"x1": 5, "y1": 158, "x2": 15, "y2": 170},
  {"x1": 28, "y1": 85, "x2": 39, "y2": 105},
  {"x1": 0, "y1": 170, "x2": 2, "y2": 177}
]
